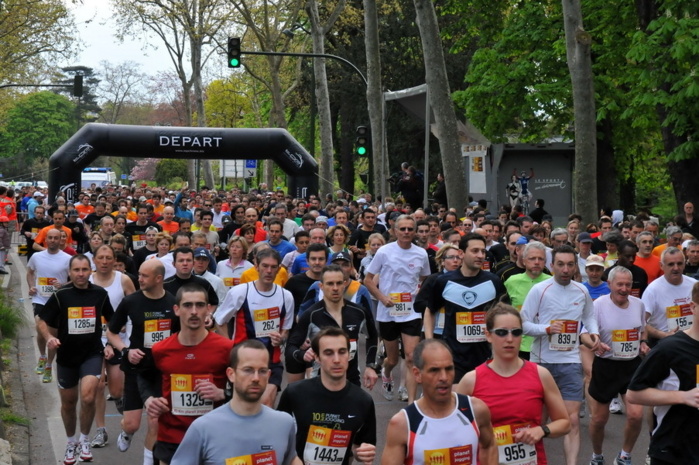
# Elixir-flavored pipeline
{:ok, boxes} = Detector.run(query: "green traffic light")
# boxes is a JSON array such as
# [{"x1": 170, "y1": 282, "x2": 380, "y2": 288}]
[
  {"x1": 230, "y1": 58, "x2": 240, "y2": 67},
  {"x1": 357, "y1": 147, "x2": 367, "y2": 155}
]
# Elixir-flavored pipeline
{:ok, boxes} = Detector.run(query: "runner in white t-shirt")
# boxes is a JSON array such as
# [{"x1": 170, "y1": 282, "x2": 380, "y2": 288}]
[
  {"x1": 364, "y1": 215, "x2": 431, "y2": 404},
  {"x1": 642, "y1": 247, "x2": 697, "y2": 346}
]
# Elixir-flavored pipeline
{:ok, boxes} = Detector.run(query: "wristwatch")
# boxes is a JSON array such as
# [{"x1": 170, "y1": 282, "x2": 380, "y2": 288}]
[
  {"x1": 541, "y1": 425, "x2": 551, "y2": 438},
  {"x1": 366, "y1": 363, "x2": 380, "y2": 374}
]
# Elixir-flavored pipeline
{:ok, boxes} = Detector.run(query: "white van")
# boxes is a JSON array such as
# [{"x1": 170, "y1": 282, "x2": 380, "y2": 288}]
[{"x1": 81, "y1": 167, "x2": 117, "y2": 190}]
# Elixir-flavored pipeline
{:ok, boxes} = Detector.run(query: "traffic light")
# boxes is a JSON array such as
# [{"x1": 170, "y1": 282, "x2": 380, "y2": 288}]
[
  {"x1": 227, "y1": 37, "x2": 241, "y2": 68},
  {"x1": 73, "y1": 75, "x2": 83, "y2": 97},
  {"x1": 355, "y1": 126, "x2": 370, "y2": 157}
]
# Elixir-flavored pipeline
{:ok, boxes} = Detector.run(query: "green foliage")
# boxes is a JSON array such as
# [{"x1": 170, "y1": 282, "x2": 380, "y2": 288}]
[
  {"x1": 0, "y1": 91, "x2": 76, "y2": 179},
  {"x1": 0, "y1": 290, "x2": 26, "y2": 339},
  {"x1": 155, "y1": 159, "x2": 188, "y2": 186}
]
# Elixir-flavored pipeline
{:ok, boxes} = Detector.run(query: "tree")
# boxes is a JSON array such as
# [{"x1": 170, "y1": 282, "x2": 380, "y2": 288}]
[
  {"x1": 113, "y1": 0, "x2": 231, "y2": 189},
  {"x1": 96, "y1": 61, "x2": 149, "y2": 124},
  {"x1": 363, "y1": 0, "x2": 385, "y2": 198},
  {"x1": 0, "y1": 91, "x2": 77, "y2": 179},
  {"x1": 411, "y1": 0, "x2": 468, "y2": 212}
]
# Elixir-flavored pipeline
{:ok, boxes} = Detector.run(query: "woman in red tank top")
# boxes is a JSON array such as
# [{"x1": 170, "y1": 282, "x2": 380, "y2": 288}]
[{"x1": 456, "y1": 303, "x2": 571, "y2": 465}]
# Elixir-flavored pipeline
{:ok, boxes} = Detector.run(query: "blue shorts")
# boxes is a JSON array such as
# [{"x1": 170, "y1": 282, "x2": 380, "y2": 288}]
[{"x1": 539, "y1": 362, "x2": 583, "y2": 402}]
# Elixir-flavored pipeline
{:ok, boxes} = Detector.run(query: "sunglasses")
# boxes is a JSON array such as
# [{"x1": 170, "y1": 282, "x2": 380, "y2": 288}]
[
  {"x1": 398, "y1": 227, "x2": 414, "y2": 232},
  {"x1": 491, "y1": 328, "x2": 524, "y2": 337}
]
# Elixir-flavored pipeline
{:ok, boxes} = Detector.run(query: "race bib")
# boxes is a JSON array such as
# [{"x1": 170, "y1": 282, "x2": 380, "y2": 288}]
[
  {"x1": 423, "y1": 444, "x2": 473, "y2": 465},
  {"x1": 38, "y1": 277, "x2": 57, "y2": 297},
  {"x1": 253, "y1": 307, "x2": 280, "y2": 338},
  {"x1": 350, "y1": 339, "x2": 357, "y2": 361},
  {"x1": 611, "y1": 329, "x2": 640, "y2": 359},
  {"x1": 68, "y1": 306, "x2": 97, "y2": 335},
  {"x1": 436, "y1": 308, "x2": 446, "y2": 330},
  {"x1": 101, "y1": 316, "x2": 108, "y2": 338},
  {"x1": 303, "y1": 426, "x2": 351, "y2": 465},
  {"x1": 144, "y1": 319, "x2": 172, "y2": 348},
  {"x1": 389, "y1": 292, "x2": 414, "y2": 317},
  {"x1": 223, "y1": 277, "x2": 241, "y2": 287},
  {"x1": 226, "y1": 451, "x2": 277, "y2": 465},
  {"x1": 170, "y1": 374, "x2": 213, "y2": 416},
  {"x1": 132, "y1": 234, "x2": 146, "y2": 250},
  {"x1": 666, "y1": 304, "x2": 693, "y2": 331},
  {"x1": 494, "y1": 424, "x2": 537, "y2": 465},
  {"x1": 549, "y1": 320, "x2": 578, "y2": 351},
  {"x1": 456, "y1": 312, "x2": 487, "y2": 343}
]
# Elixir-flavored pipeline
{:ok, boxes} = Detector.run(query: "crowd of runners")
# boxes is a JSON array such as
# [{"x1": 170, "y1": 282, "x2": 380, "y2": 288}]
[{"x1": 10, "y1": 180, "x2": 699, "y2": 465}]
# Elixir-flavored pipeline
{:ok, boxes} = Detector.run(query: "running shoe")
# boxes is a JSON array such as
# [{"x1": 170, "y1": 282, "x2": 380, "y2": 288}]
[
  {"x1": 381, "y1": 373, "x2": 394, "y2": 401},
  {"x1": 42, "y1": 366, "x2": 53, "y2": 383},
  {"x1": 117, "y1": 431, "x2": 132, "y2": 452},
  {"x1": 397, "y1": 386, "x2": 408, "y2": 402},
  {"x1": 35, "y1": 356, "x2": 47, "y2": 375},
  {"x1": 90, "y1": 427, "x2": 108, "y2": 448},
  {"x1": 590, "y1": 455, "x2": 605, "y2": 465},
  {"x1": 614, "y1": 455, "x2": 632, "y2": 465},
  {"x1": 78, "y1": 440, "x2": 93, "y2": 462},
  {"x1": 609, "y1": 397, "x2": 622, "y2": 414},
  {"x1": 64, "y1": 442, "x2": 77, "y2": 465}
]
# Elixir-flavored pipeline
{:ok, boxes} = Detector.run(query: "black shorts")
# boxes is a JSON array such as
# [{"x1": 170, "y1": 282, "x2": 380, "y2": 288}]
[
  {"x1": 33, "y1": 303, "x2": 44, "y2": 317},
  {"x1": 588, "y1": 356, "x2": 642, "y2": 404},
  {"x1": 285, "y1": 355, "x2": 312, "y2": 375},
  {"x1": 56, "y1": 355, "x2": 102, "y2": 389},
  {"x1": 269, "y1": 362, "x2": 283, "y2": 389},
  {"x1": 154, "y1": 441, "x2": 179, "y2": 464},
  {"x1": 379, "y1": 319, "x2": 422, "y2": 341},
  {"x1": 122, "y1": 372, "x2": 144, "y2": 412}
]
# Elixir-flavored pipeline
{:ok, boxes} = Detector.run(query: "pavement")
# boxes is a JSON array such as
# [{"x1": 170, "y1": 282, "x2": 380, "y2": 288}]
[{"x1": 1, "y1": 246, "x2": 652, "y2": 465}]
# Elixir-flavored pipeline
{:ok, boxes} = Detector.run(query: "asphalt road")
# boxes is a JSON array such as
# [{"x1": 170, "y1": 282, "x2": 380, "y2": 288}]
[{"x1": 10, "y1": 249, "x2": 650, "y2": 465}]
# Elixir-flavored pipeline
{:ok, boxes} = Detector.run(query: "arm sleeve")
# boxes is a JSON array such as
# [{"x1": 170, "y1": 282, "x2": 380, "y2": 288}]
[
  {"x1": 521, "y1": 286, "x2": 548, "y2": 336},
  {"x1": 214, "y1": 286, "x2": 244, "y2": 326},
  {"x1": 628, "y1": 345, "x2": 671, "y2": 391},
  {"x1": 353, "y1": 398, "x2": 377, "y2": 446},
  {"x1": 282, "y1": 416, "x2": 300, "y2": 465},
  {"x1": 580, "y1": 290, "x2": 598, "y2": 334},
  {"x1": 281, "y1": 290, "x2": 295, "y2": 330},
  {"x1": 361, "y1": 306, "x2": 378, "y2": 366},
  {"x1": 286, "y1": 312, "x2": 312, "y2": 364}
]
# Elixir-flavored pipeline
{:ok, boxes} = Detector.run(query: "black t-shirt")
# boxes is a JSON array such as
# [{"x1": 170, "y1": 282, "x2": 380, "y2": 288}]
[
  {"x1": 277, "y1": 376, "x2": 376, "y2": 465},
  {"x1": 108, "y1": 290, "x2": 178, "y2": 371},
  {"x1": 84, "y1": 212, "x2": 108, "y2": 231},
  {"x1": 496, "y1": 262, "x2": 526, "y2": 282},
  {"x1": 628, "y1": 332, "x2": 699, "y2": 462},
  {"x1": 164, "y1": 274, "x2": 219, "y2": 306},
  {"x1": 428, "y1": 269, "x2": 507, "y2": 374},
  {"x1": 489, "y1": 243, "x2": 508, "y2": 264},
  {"x1": 65, "y1": 219, "x2": 88, "y2": 252},
  {"x1": 602, "y1": 263, "x2": 648, "y2": 298},
  {"x1": 284, "y1": 273, "x2": 318, "y2": 317},
  {"x1": 21, "y1": 217, "x2": 51, "y2": 259},
  {"x1": 286, "y1": 300, "x2": 378, "y2": 384},
  {"x1": 132, "y1": 245, "x2": 157, "y2": 272},
  {"x1": 40, "y1": 283, "x2": 114, "y2": 366},
  {"x1": 348, "y1": 225, "x2": 386, "y2": 268}
]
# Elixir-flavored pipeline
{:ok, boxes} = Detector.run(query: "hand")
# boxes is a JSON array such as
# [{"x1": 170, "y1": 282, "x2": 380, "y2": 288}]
[
  {"x1": 513, "y1": 426, "x2": 545, "y2": 445},
  {"x1": 145, "y1": 396, "x2": 169, "y2": 418},
  {"x1": 128, "y1": 348, "x2": 145, "y2": 365},
  {"x1": 194, "y1": 379, "x2": 222, "y2": 401},
  {"x1": 47, "y1": 337, "x2": 61, "y2": 350},
  {"x1": 594, "y1": 342, "x2": 610, "y2": 356},
  {"x1": 363, "y1": 367, "x2": 378, "y2": 390},
  {"x1": 640, "y1": 341, "x2": 650, "y2": 355},
  {"x1": 681, "y1": 387, "x2": 699, "y2": 408},
  {"x1": 548, "y1": 321, "x2": 563, "y2": 334},
  {"x1": 354, "y1": 443, "x2": 376, "y2": 465},
  {"x1": 104, "y1": 344, "x2": 115, "y2": 360},
  {"x1": 299, "y1": 338, "x2": 311, "y2": 351},
  {"x1": 586, "y1": 334, "x2": 601, "y2": 351},
  {"x1": 303, "y1": 348, "x2": 316, "y2": 363},
  {"x1": 28, "y1": 287, "x2": 37, "y2": 296},
  {"x1": 381, "y1": 296, "x2": 394, "y2": 307},
  {"x1": 269, "y1": 331, "x2": 283, "y2": 347}
]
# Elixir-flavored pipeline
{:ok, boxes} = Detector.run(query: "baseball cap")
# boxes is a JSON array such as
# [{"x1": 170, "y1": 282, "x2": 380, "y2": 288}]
[
  {"x1": 515, "y1": 236, "x2": 530, "y2": 246},
  {"x1": 331, "y1": 252, "x2": 351, "y2": 263},
  {"x1": 316, "y1": 216, "x2": 329, "y2": 224},
  {"x1": 577, "y1": 232, "x2": 593, "y2": 243},
  {"x1": 585, "y1": 255, "x2": 605, "y2": 269},
  {"x1": 193, "y1": 247, "x2": 210, "y2": 260},
  {"x1": 139, "y1": 196, "x2": 147, "y2": 202},
  {"x1": 389, "y1": 211, "x2": 402, "y2": 221},
  {"x1": 68, "y1": 210, "x2": 79, "y2": 217},
  {"x1": 357, "y1": 198, "x2": 367, "y2": 204},
  {"x1": 33, "y1": 191, "x2": 44, "y2": 197},
  {"x1": 163, "y1": 198, "x2": 174, "y2": 205}
]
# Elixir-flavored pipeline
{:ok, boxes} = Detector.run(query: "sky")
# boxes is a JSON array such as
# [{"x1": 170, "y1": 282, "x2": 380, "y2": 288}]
[{"x1": 62, "y1": 0, "x2": 173, "y2": 76}]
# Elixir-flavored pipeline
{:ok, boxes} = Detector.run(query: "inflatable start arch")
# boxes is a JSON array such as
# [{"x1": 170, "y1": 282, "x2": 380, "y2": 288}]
[{"x1": 49, "y1": 123, "x2": 318, "y2": 202}]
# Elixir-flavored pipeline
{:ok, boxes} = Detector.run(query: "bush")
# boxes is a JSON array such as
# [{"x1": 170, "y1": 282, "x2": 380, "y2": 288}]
[{"x1": 0, "y1": 291, "x2": 25, "y2": 339}]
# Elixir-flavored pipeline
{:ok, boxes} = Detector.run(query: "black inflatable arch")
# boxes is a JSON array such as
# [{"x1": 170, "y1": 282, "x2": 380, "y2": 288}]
[{"x1": 48, "y1": 123, "x2": 318, "y2": 203}]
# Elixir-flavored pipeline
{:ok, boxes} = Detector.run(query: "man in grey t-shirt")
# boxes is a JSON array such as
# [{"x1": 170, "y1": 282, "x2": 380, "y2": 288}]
[{"x1": 171, "y1": 340, "x2": 300, "y2": 465}]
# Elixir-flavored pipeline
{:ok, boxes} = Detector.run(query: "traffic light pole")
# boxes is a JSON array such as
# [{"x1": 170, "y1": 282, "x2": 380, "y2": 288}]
[{"x1": 242, "y1": 50, "x2": 368, "y2": 87}]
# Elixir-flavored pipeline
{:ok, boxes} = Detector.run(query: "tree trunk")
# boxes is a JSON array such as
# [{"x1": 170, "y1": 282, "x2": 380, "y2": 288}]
[
  {"x1": 307, "y1": 0, "x2": 346, "y2": 201},
  {"x1": 561, "y1": 0, "x2": 597, "y2": 223},
  {"x1": 337, "y1": 103, "x2": 355, "y2": 194},
  {"x1": 192, "y1": 42, "x2": 215, "y2": 189},
  {"x1": 596, "y1": 117, "x2": 618, "y2": 212},
  {"x1": 363, "y1": 0, "x2": 385, "y2": 199},
  {"x1": 412, "y1": 0, "x2": 468, "y2": 213}
]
